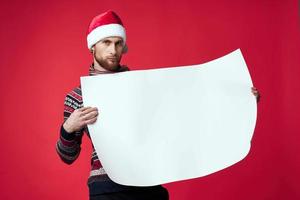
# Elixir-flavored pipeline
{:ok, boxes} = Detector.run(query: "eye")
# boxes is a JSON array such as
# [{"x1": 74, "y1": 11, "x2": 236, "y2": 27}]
[
  {"x1": 102, "y1": 40, "x2": 110, "y2": 45},
  {"x1": 116, "y1": 40, "x2": 123, "y2": 47}
]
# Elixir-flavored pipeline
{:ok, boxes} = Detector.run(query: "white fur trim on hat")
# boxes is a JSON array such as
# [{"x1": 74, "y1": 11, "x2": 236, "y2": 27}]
[{"x1": 87, "y1": 23, "x2": 126, "y2": 49}]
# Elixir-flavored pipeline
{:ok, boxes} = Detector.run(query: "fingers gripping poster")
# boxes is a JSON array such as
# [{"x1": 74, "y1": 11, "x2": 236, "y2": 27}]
[{"x1": 81, "y1": 49, "x2": 257, "y2": 186}]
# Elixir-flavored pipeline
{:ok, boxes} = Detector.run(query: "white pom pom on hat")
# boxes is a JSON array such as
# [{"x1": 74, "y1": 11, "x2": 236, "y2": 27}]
[{"x1": 86, "y1": 10, "x2": 127, "y2": 52}]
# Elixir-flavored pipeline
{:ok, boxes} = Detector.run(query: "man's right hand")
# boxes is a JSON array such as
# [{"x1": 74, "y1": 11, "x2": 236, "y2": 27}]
[{"x1": 63, "y1": 107, "x2": 99, "y2": 133}]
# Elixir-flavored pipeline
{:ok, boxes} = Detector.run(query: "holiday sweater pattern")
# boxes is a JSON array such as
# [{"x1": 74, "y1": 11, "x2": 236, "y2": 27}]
[{"x1": 55, "y1": 64, "x2": 144, "y2": 195}]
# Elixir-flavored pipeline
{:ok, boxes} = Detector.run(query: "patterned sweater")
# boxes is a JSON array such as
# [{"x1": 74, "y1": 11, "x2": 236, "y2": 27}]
[{"x1": 56, "y1": 64, "x2": 153, "y2": 195}]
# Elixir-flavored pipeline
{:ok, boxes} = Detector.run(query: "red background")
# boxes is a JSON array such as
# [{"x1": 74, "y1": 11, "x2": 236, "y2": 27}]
[{"x1": 0, "y1": 0, "x2": 299, "y2": 199}]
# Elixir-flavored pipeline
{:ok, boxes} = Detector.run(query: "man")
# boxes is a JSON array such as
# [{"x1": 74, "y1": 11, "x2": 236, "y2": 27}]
[
  {"x1": 56, "y1": 10, "x2": 260, "y2": 200},
  {"x1": 56, "y1": 10, "x2": 169, "y2": 200}
]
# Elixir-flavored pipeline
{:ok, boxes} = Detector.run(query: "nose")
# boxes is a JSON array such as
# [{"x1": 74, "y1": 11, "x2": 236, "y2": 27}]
[{"x1": 108, "y1": 43, "x2": 116, "y2": 55}]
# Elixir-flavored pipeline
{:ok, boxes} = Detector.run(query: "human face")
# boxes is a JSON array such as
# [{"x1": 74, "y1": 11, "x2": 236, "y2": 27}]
[{"x1": 93, "y1": 37, "x2": 124, "y2": 71}]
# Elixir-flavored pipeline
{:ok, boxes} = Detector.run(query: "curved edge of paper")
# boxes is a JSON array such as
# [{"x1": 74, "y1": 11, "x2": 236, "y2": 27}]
[{"x1": 108, "y1": 143, "x2": 252, "y2": 186}]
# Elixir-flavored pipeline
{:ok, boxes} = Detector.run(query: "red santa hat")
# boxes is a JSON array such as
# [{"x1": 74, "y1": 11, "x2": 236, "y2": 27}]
[{"x1": 87, "y1": 10, "x2": 127, "y2": 51}]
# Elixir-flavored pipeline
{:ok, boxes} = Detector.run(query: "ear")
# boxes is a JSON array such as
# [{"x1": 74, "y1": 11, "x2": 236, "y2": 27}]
[{"x1": 90, "y1": 46, "x2": 95, "y2": 53}]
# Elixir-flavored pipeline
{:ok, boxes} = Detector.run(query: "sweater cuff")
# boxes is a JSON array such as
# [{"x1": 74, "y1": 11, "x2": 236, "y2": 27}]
[{"x1": 60, "y1": 125, "x2": 76, "y2": 140}]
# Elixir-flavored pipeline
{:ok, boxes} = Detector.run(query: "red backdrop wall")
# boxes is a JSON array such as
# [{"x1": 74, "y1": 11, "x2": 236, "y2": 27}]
[{"x1": 0, "y1": 0, "x2": 299, "y2": 199}]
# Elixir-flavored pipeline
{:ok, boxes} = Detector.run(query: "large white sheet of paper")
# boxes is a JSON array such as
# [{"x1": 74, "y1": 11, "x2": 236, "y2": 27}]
[{"x1": 81, "y1": 49, "x2": 257, "y2": 186}]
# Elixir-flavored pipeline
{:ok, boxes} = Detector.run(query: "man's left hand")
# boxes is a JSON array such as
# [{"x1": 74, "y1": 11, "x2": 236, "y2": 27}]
[{"x1": 251, "y1": 87, "x2": 260, "y2": 102}]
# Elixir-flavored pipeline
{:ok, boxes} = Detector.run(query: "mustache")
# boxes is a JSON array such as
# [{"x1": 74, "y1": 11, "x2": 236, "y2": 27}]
[{"x1": 107, "y1": 56, "x2": 118, "y2": 59}]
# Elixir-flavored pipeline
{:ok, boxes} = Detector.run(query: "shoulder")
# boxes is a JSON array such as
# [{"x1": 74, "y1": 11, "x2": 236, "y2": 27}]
[
  {"x1": 68, "y1": 86, "x2": 82, "y2": 99},
  {"x1": 64, "y1": 86, "x2": 83, "y2": 109}
]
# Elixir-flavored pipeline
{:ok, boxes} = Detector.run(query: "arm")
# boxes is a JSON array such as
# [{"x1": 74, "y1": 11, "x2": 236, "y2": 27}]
[
  {"x1": 56, "y1": 90, "x2": 98, "y2": 164},
  {"x1": 56, "y1": 124, "x2": 83, "y2": 165}
]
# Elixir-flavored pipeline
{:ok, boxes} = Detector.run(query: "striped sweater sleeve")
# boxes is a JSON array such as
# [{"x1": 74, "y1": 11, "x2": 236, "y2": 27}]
[{"x1": 56, "y1": 87, "x2": 84, "y2": 164}]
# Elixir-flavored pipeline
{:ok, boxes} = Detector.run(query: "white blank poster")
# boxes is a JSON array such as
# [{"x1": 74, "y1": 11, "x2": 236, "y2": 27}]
[{"x1": 81, "y1": 49, "x2": 257, "y2": 186}]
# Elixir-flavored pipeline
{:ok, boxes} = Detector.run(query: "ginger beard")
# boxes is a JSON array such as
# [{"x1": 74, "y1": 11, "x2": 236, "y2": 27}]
[{"x1": 93, "y1": 47, "x2": 122, "y2": 72}]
